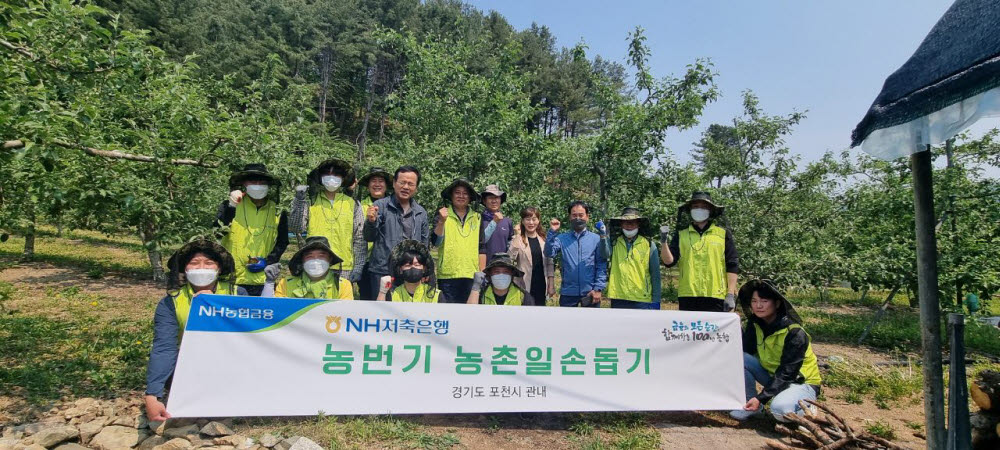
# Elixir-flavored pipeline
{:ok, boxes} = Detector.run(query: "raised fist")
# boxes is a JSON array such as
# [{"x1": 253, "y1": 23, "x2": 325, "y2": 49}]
[
  {"x1": 493, "y1": 212, "x2": 504, "y2": 222},
  {"x1": 549, "y1": 218, "x2": 561, "y2": 232},
  {"x1": 228, "y1": 190, "x2": 244, "y2": 207},
  {"x1": 367, "y1": 205, "x2": 379, "y2": 222},
  {"x1": 438, "y1": 207, "x2": 449, "y2": 222},
  {"x1": 379, "y1": 275, "x2": 393, "y2": 294}
]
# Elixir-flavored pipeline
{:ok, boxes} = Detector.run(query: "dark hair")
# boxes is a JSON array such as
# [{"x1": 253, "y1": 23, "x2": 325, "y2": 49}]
[
  {"x1": 394, "y1": 166, "x2": 421, "y2": 185},
  {"x1": 166, "y1": 239, "x2": 236, "y2": 291},
  {"x1": 392, "y1": 249, "x2": 433, "y2": 279},
  {"x1": 753, "y1": 283, "x2": 783, "y2": 304},
  {"x1": 567, "y1": 200, "x2": 591, "y2": 216},
  {"x1": 519, "y1": 206, "x2": 541, "y2": 245}
]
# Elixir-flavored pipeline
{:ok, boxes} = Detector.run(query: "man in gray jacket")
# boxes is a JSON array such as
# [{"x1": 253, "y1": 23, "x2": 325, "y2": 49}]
[{"x1": 363, "y1": 166, "x2": 430, "y2": 298}]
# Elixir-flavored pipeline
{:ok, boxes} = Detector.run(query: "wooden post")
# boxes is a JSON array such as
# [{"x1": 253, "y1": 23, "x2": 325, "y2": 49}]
[
  {"x1": 947, "y1": 313, "x2": 971, "y2": 449},
  {"x1": 911, "y1": 147, "x2": 946, "y2": 449}
]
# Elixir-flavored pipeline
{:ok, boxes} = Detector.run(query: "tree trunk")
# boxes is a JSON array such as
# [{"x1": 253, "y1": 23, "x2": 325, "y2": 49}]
[
  {"x1": 21, "y1": 210, "x2": 35, "y2": 261},
  {"x1": 357, "y1": 64, "x2": 377, "y2": 164},
  {"x1": 317, "y1": 50, "x2": 331, "y2": 124},
  {"x1": 139, "y1": 222, "x2": 164, "y2": 281}
]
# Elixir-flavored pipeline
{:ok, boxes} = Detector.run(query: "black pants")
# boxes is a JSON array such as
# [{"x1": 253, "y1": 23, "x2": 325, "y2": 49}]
[
  {"x1": 239, "y1": 284, "x2": 264, "y2": 297},
  {"x1": 678, "y1": 296, "x2": 724, "y2": 312},
  {"x1": 357, "y1": 264, "x2": 378, "y2": 301},
  {"x1": 438, "y1": 278, "x2": 474, "y2": 304}
]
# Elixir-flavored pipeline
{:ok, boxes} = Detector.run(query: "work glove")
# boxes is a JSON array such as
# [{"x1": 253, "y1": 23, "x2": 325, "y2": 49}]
[
  {"x1": 228, "y1": 189, "x2": 243, "y2": 207},
  {"x1": 724, "y1": 293, "x2": 737, "y2": 312},
  {"x1": 595, "y1": 220, "x2": 607, "y2": 237},
  {"x1": 379, "y1": 275, "x2": 393, "y2": 295},
  {"x1": 246, "y1": 257, "x2": 268, "y2": 273},
  {"x1": 294, "y1": 184, "x2": 309, "y2": 199},
  {"x1": 659, "y1": 225, "x2": 671, "y2": 244},
  {"x1": 580, "y1": 292, "x2": 595, "y2": 307},
  {"x1": 264, "y1": 263, "x2": 282, "y2": 283},
  {"x1": 472, "y1": 271, "x2": 487, "y2": 292}
]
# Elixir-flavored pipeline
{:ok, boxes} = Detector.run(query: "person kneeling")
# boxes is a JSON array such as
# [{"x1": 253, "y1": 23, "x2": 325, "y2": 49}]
[
  {"x1": 467, "y1": 253, "x2": 535, "y2": 306},
  {"x1": 731, "y1": 279, "x2": 822, "y2": 421},
  {"x1": 144, "y1": 238, "x2": 246, "y2": 422},
  {"x1": 266, "y1": 236, "x2": 353, "y2": 299},
  {"x1": 376, "y1": 240, "x2": 439, "y2": 302}
]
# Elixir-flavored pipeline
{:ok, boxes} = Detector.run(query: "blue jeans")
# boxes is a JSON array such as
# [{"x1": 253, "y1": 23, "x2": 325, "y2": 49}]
[
  {"x1": 559, "y1": 295, "x2": 600, "y2": 307},
  {"x1": 743, "y1": 352, "x2": 817, "y2": 421},
  {"x1": 438, "y1": 278, "x2": 474, "y2": 304},
  {"x1": 610, "y1": 299, "x2": 660, "y2": 310}
]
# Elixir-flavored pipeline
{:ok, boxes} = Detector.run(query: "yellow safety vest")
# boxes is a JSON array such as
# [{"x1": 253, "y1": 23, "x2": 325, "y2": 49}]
[
  {"x1": 437, "y1": 207, "x2": 481, "y2": 279},
  {"x1": 221, "y1": 200, "x2": 280, "y2": 286},
  {"x1": 275, "y1": 273, "x2": 354, "y2": 300},
  {"x1": 676, "y1": 224, "x2": 727, "y2": 299},
  {"x1": 361, "y1": 197, "x2": 375, "y2": 253},
  {"x1": 391, "y1": 283, "x2": 440, "y2": 303},
  {"x1": 308, "y1": 193, "x2": 356, "y2": 272},
  {"x1": 754, "y1": 322, "x2": 822, "y2": 386},
  {"x1": 172, "y1": 281, "x2": 237, "y2": 338},
  {"x1": 483, "y1": 285, "x2": 526, "y2": 306},
  {"x1": 607, "y1": 237, "x2": 653, "y2": 303}
]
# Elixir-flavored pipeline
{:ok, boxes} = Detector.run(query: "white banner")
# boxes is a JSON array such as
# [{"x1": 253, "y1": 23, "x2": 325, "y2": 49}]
[{"x1": 167, "y1": 294, "x2": 744, "y2": 417}]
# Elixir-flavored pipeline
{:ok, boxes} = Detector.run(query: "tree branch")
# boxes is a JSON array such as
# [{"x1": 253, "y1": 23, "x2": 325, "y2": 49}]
[{"x1": 3, "y1": 139, "x2": 219, "y2": 168}]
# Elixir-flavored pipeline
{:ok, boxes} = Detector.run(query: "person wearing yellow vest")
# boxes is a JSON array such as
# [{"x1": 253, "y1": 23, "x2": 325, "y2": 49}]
[
  {"x1": 289, "y1": 158, "x2": 367, "y2": 292},
  {"x1": 433, "y1": 178, "x2": 487, "y2": 303},
  {"x1": 467, "y1": 253, "x2": 535, "y2": 306},
  {"x1": 263, "y1": 236, "x2": 354, "y2": 299},
  {"x1": 660, "y1": 191, "x2": 739, "y2": 312},
  {"x1": 144, "y1": 238, "x2": 246, "y2": 422},
  {"x1": 357, "y1": 167, "x2": 392, "y2": 301},
  {"x1": 216, "y1": 163, "x2": 288, "y2": 296},
  {"x1": 602, "y1": 207, "x2": 662, "y2": 310},
  {"x1": 730, "y1": 279, "x2": 822, "y2": 422},
  {"x1": 376, "y1": 240, "x2": 440, "y2": 303}
]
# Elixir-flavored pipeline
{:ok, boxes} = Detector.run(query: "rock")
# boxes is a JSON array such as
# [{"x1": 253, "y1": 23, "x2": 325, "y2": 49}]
[
  {"x1": 136, "y1": 414, "x2": 150, "y2": 430},
  {"x1": 78, "y1": 418, "x2": 106, "y2": 444},
  {"x1": 0, "y1": 437, "x2": 21, "y2": 450},
  {"x1": 53, "y1": 444, "x2": 89, "y2": 450},
  {"x1": 12, "y1": 423, "x2": 46, "y2": 436},
  {"x1": 90, "y1": 426, "x2": 144, "y2": 450},
  {"x1": 212, "y1": 436, "x2": 253, "y2": 449},
  {"x1": 274, "y1": 437, "x2": 322, "y2": 450},
  {"x1": 199, "y1": 423, "x2": 233, "y2": 438},
  {"x1": 214, "y1": 446, "x2": 237, "y2": 450},
  {"x1": 152, "y1": 438, "x2": 192, "y2": 450},
  {"x1": 257, "y1": 435, "x2": 280, "y2": 449},
  {"x1": 73, "y1": 399, "x2": 98, "y2": 411},
  {"x1": 137, "y1": 435, "x2": 168, "y2": 450},
  {"x1": 32, "y1": 425, "x2": 79, "y2": 448},
  {"x1": 109, "y1": 416, "x2": 135, "y2": 428},
  {"x1": 162, "y1": 424, "x2": 199, "y2": 440},
  {"x1": 24, "y1": 444, "x2": 47, "y2": 450}
]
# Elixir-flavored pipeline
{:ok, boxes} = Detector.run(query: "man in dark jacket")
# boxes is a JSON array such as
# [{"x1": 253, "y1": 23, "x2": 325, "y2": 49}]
[{"x1": 363, "y1": 166, "x2": 430, "y2": 298}]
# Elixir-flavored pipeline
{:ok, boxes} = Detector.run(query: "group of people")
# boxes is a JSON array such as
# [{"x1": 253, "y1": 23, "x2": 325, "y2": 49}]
[{"x1": 143, "y1": 160, "x2": 822, "y2": 426}]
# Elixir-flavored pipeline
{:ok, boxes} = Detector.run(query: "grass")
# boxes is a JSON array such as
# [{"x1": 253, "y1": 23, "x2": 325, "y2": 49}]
[
  {"x1": 823, "y1": 359, "x2": 923, "y2": 409},
  {"x1": 0, "y1": 233, "x2": 151, "y2": 278},
  {"x1": 566, "y1": 413, "x2": 661, "y2": 450},
  {"x1": 241, "y1": 415, "x2": 461, "y2": 450},
  {"x1": 864, "y1": 420, "x2": 897, "y2": 440}
]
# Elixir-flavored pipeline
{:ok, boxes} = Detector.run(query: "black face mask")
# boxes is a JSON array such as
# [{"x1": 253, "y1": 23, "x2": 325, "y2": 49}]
[
  {"x1": 401, "y1": 268, "x2": 424, "y2": 283},
  {"x1": 570, "y1": 218, "x2": 587, "y2": 231}
]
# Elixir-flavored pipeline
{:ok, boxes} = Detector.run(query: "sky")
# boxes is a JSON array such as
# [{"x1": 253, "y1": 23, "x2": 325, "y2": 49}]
[{"x1": 465, "y1": 0, "x2": 998, "y2": 166}]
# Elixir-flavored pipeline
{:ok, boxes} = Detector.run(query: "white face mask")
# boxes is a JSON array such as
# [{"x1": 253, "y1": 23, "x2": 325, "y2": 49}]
[
  {"x1": 303, "y1": 258, "x2": 330, "y2": 278},
  {"x1": 321, "y1": 175, "x2": 343, "y2": 192},
  {"x1": 690, "y1": 208, "x2": 711, "y2": 223},
  {"x1": 491, "y1": 273, "x2": 513, "y2": 290},
  {"x1": 245, "y1": 184, "x2": 269, "y2": 200},
  {"x1": 622, "y1": 228, "x2": 639, "y2": 238},
  {"x1": 185, "y1": 268, "x2": 218, "y2": 287}
]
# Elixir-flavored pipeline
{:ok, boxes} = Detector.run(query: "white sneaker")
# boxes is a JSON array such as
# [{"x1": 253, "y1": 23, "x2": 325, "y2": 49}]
[{"x1": 729, "y1": 409, "x2": 761, "y2": 421}]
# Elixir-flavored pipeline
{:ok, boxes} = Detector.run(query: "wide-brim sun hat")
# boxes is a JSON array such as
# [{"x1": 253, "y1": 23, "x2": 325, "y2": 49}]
[
  {"x1": 680, "y1": 191, "x2": 724, "y2": 212},
  {"x1": 484, "y1": 253, "x2": 524, "y2": 278},
  {"x1": 307, "y1": 158, "x2": 356, "y2": 188},
  {"x1": 166, "y1": 236, "x2": 236, "y2": 290},
  {"x1": 228, "y1": 163, "x2": 281, "y2": 189},
  {"x1": 390, "y1": 239, "x2": 435, "y2": 279},
  {"x1": 609, "y1": 206, "x2": 650, "y2": 229},
  {"x1": 738, "y1": 278, "x2": 802, "y2": 324},
  {"x1": 441, "y1": 178, "x2": 480, "y2": 204},
  {"x1": 479, "y1": 184, "x2": 507, "y2": 204},
  {"x1": 358, "y1": 166, "x2": 393, "y2": 188},
  {"x1": 289, "y1": 236, "x2": 343, "y2": 276}
]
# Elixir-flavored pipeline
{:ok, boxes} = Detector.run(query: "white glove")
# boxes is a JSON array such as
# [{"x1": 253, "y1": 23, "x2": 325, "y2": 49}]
[
  {"x1": 295, "y1": 184, "x2": 309, "y2": 199},
  {"x1": 472, "y1": 271, "x2": 487, "y2": 292},
  {"x1": 659, "y1": 225, "x2": 671, "y2": 244},
  {"x1": 379, "y1": 275, "x2": 393, "y2": 294},
  {"x1": 228, "y1": 189, "x2": 243, "y2": 207},
  {"x1": 724, "y1": 293, "x2": 737, "y2": 312},
  {"x1": 264, "y1": 263, "x2": 282, "y2": 283}
]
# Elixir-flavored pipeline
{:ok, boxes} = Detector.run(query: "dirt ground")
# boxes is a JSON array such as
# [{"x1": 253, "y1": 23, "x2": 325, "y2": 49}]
[{"x1": 0, "y1": 262, "x2": 928, "y2": 449}]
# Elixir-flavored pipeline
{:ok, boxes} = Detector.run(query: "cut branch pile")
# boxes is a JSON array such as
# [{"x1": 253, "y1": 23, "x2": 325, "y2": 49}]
[
  {"x1": 970, "y1": 370, "x2": 1000, "y2": 449},
  {"x1": 764, "y1": 400, "x2": 910, "y2": 449}
]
